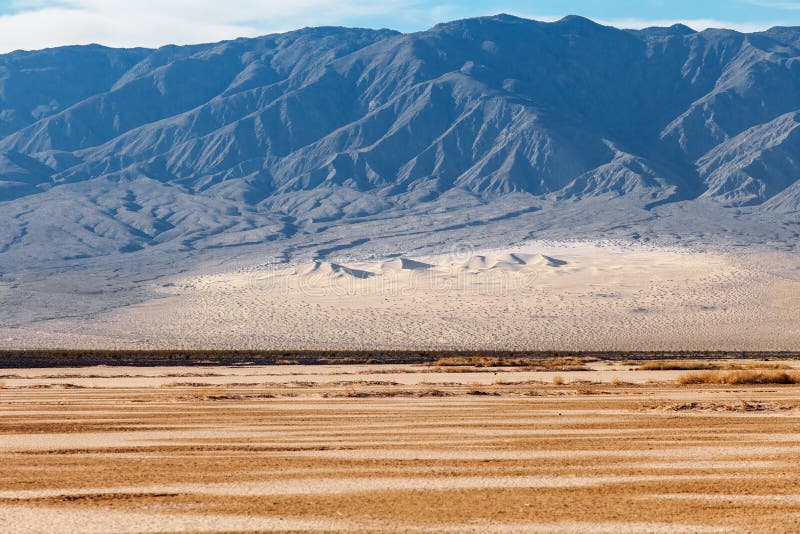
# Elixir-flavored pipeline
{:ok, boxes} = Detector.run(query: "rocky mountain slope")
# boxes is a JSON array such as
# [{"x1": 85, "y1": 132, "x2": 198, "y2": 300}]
[{"x1": 0, "y1": 14, "x2": 799, "y2": 324}]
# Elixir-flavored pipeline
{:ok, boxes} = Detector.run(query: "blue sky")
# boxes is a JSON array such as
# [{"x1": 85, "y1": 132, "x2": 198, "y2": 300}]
[{"x1": 0, "y1": 0, "x2": 797, "y2": 52}]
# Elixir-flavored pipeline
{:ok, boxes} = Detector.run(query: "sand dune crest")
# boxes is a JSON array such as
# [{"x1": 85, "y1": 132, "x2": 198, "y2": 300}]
[
  {"x1": 380, "y1": 258, "x2": 434, "y2": 272},
  {"x1": 297, "y1": 261, "x2": 375, "y2": 280},
  {"x1": 459, "y1": 253, "x2": 568, "y2": 272}
]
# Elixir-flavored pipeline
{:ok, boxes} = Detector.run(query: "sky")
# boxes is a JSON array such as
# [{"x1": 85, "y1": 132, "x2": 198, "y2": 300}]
[{"x1": 0, "y1": 0, "x2": 797, "y2": 52}]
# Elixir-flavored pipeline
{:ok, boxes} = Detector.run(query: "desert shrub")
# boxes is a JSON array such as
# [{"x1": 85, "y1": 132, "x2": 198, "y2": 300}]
[
  {"x1": 340, "y1": 388, "x2": 372, "y2": 398},
  {"x1": 641, "y1": 360, "x2": 791, "y2": 371},
  {"x1": 663, "y1": 401, "x2": 776, "y2": 412},
  {"x1": 434, "y1": 356, "x2": 591, "y2": 371},
  {"x1": 417, "y1": 389, "x2": 448, "y2": 397},
  {"x1": 741, "y1": 362, "x2": 791, "y2": 370},
  {"x1": 639, "y1": 360, "x2": 723, "y2": 371},
  {"x1": 678, "y1": 370, "x2": 800, "y2": 385}
]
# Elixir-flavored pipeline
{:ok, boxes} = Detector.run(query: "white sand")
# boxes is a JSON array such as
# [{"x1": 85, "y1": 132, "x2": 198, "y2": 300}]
[{"x1": 2, "y1": 241, "x2": 798, "y2": 350}]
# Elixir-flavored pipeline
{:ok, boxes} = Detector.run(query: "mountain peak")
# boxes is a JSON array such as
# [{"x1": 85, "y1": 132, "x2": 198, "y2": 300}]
[
  {"x1": 631, "y1": 23, "x2": 697, "y2": 38},
  {"x1": 429, "y1": 13, "x2": 531, "y2": 32},
  {"x1": 669, "y1": 23, "x2": 697, "y2": 34},
  {"x1": 487, "y1": 13, "x2": 526, "y2": 23},
  {"x1": 556, "y1": 15, "x2": 602, "y2": 27}
]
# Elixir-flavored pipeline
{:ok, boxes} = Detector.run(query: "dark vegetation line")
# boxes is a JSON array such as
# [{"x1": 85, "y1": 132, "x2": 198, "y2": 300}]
[{"x1": 0, "y1": 350, "x2": 798, "y2": 368}]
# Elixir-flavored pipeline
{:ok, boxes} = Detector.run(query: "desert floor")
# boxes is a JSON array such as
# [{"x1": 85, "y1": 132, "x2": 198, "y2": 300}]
[
  {"x1": 3, "y1": 360, "x2": 800, "y2": 533},
  {"x1": 3, "y1": 241, "x2": 799, "y2": 351}
]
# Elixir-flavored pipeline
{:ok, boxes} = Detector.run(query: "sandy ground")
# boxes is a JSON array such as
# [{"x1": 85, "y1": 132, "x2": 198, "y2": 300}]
[
  {"x1": 3, "y1": 363, "x2": 800, "y2": 533},
  {"x1": 2, "y1": 241, "x2": 799, "y2": 350}
]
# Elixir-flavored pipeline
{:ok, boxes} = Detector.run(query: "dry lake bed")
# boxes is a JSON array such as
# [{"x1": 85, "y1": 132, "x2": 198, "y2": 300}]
[{"x1": 2, "y1": 357, "x2": 800, "y2": 533}]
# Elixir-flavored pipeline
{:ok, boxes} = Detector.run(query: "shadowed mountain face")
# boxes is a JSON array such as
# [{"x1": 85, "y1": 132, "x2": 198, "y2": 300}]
[{"x1": 0, "y1": 14, "x2": 799, "y2": 281}]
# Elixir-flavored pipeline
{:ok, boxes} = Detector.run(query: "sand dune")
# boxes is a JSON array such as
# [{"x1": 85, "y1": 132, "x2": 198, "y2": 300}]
[
  {"x1": 453, "y1": 253, "x2": 568, "y2": 272},
  {"x1": 1, "y1": 241, "x2": 798, "y2": 350},
  {"x1": 380, "y1": 258, "x2": 435, "y2": 272},
  {"x1": 296, "y1": 261, "x2": 376, "y2": 280}
]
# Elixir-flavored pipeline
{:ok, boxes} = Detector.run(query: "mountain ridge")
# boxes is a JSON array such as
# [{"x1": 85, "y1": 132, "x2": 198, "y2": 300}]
[{"x1": 0, "y1": 14, "x2": 798, "y2": 298}]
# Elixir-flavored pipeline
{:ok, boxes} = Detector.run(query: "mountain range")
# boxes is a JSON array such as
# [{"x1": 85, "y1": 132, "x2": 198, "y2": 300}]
[{"x1": 0, "y1": 14, "x2": 799, "y2": 324}]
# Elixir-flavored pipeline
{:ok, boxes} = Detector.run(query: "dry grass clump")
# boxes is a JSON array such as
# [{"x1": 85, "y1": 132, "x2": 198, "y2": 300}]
[
  {"x1": 640, "y1": 360, "x2": 791, "y2": 371},
  {"x1": 189, "y1": 387, "x2": 241, "y2": 400},
  {"x1": 417, "y1": 388, "x2": 449, "y2": 397},
  {"x1": 175, "y1": 385, "x2": 275, "y2": 401},
  {"x1": 339, "y1": 388, "x2": 373, "y2": 398},
  {"x1": 663, "y1": 401, "x2": 785, "y2": 412},
  {"x1": 325, "y1": 389, "x2": 414, "y2": 398},
  {"x1": 466, "y1": 389, "x2": 496, "y2": 396},
  {"x1": 535, "y1": 357, "x2": 595, "y2": 371},
  {"x1": 23, "y1": 383, "x2": 86, "y2": 389},
  {"x1": 178, "y1": 390, "x2": 276, "y2": 401},
  {"x1": 466, "y1": 382, "x2": 499, "y2": 396},
  {"x1": 678, "y1": 370, "x2": 800, "y2": 385},
  {"x1": 161, "y1": 382, "x2": 213, "y2": 388},
  {"x1": 639, "y1": 360, "x2": 725, "y2": 371},
  {"x1": 434, "y1": 356, "x2": 521, "y2": 367},
  {"x1": 434, "y1": 356, "x2": 591, "y2": 371},
  {"x1": 552, "y1": 375, "x2": 565, "y2": 386}
]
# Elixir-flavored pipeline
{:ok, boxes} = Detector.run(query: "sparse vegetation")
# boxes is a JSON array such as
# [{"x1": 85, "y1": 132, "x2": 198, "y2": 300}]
[
  {"x1": 0, "y1": 349, "x2": 798, "y2": 369},
  {"x1": 678, "y1": 370, "x2": 800, "y2": 385},
  {"x1": 466, "y1": 382, "x2": 498, "y2": 396},
  {"x1": 611, "y1": 379, "x2": 633, "y2": 386},
  {"x1": 417, "y1": 388, "x2": 448, "y2": 397},
  {"x1": 552, "y1": 375, "x2": 565, "y2": 386},
  {"x1": 654, "y1": 401, "x2": 798, "y2": 412},
  {"x1": 340, "y1": 388, "x2": 372, "y2": 398},
  {"x1": 466, "y1": 389, "x2": 496, "y2": 396},
  {"x1": 433, "y1": 356, "x2": 593, "y2": 371},
  {"x1": 639, "y1": 360, "x2": 725, "y2": 371},
  {"x1": 639, "y1": 360, "x2": 790, "y2": 371}
]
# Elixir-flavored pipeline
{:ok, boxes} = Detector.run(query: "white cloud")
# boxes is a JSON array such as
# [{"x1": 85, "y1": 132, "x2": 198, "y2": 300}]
[
  {"x1": 0, "y1": 0, "x2": 454, "y2": 52},
  {"x1": 0, "y1": 2, "x2": 783, "y2": 53}
]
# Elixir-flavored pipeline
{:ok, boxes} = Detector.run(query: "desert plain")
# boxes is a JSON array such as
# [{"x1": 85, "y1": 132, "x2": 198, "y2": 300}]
[
  {"x1": 2, "y1": 241, "x2": 799, "y2": 351},
  {"x1": 3, "y1": 356, "x2": 800, "y2": 533},
  {"x1": 2, "y1": 241, "x2": 799, "y2": 533}
]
